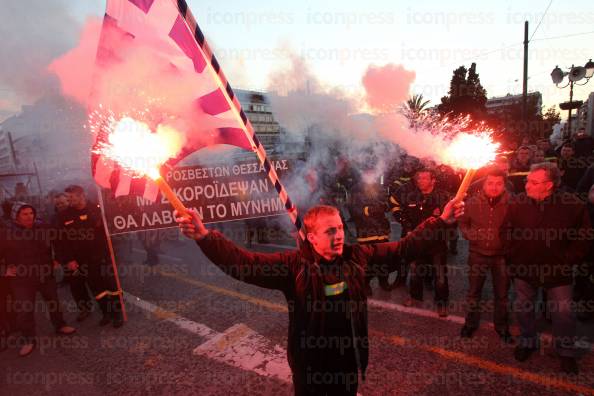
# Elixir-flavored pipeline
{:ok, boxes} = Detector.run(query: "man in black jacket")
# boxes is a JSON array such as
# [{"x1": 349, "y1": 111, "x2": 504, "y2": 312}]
[
  {"x1": 501, "y1": 163, "x2": 592, "y2": 374},
  {"x1": 176, "y1": 199, "x2": 464, "y2": 396},
  {"x1": 393, "y1": 169, "x2": 451, "y2": 316},
  {"x1": 0, "y1": 203, "x2": 76, "y2": 357},
  {"x1": 57, "y1": 185, "x2": 123, "y2": 328}
]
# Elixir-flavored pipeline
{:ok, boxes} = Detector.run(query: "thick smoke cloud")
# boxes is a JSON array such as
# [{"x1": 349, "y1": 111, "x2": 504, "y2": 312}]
[{"x1": 0, "y1": 0, "x2": 80, "y2": 106}]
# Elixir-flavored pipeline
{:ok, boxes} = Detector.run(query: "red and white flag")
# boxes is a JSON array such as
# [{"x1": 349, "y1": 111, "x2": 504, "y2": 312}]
[{"x1": 90, "y1": 0, "x2": 256, "y2": 201}]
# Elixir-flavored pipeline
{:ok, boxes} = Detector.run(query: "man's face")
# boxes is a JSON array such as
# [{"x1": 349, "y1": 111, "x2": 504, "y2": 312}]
[
  {"x1": 414, "y1": 172, "x2": 435, "y2": 193},
  {"x1": 16, "y1": 207, "x2": 35, "y2": 228},
  {"x1": 66, "y1": 192, "x2": 86, "y2": 209},
  {"x1": 54, "y1": 196, "x2": 69, "y2": 212},
  {"x1": 482, "y1": 175, "x2": 505, "y2": 198},
  {"x1": 533, "y1": 150, "x2": 545, "y2": 163},
  {"x1": 517, "y1": 149, "x2": 531, "y2": 164},
  {"x1": 560, "y1": 146, "x2": 574, "y2": 159},
  {"x1": 525, "y1": 169, "x2": 553, "y2": 200},
  {"x1": 307, "y1": 213, "x2": 344, "y2": 260},
  {"x1": 588, "y1": 187, "x2": 594, "y2": 205},
  {"x1": 537, "y1": 140, "x2": 550, "y2": 151}
]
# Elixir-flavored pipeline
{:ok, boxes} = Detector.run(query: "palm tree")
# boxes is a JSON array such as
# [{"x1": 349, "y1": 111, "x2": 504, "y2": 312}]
[{"x1": 404, "y1": 93, "x2": 431, "y2": 116}]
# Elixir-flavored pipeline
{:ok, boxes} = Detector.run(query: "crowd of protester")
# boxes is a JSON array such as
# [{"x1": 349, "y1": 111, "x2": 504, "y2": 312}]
[{"x1": 0, "y1": 185, "x2": 123, "y2": 357}]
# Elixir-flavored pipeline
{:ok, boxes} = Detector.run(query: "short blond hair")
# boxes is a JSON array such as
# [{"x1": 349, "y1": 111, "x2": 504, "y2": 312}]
[{"x1": 303, "y1": 205, "x2": 339, "y2": 233}]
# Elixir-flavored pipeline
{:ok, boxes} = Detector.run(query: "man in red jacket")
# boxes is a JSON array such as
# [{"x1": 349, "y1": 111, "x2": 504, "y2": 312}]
[
  {"x1": 502, "y1": 162, "x2": 592, "y2": 374},
  {"x1": 176, "y1": 199, "x2": 464, "y2": 396}
]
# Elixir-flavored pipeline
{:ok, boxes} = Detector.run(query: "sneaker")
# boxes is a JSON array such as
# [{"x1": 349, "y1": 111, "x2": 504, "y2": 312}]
[
  {"x1": 99, "y1": 316, "x2": 112, "y2": 327},
  {"x1": 19, "y1": 342, "x2": 35, "y2": 357},
  {"x1": 56, "y1": 326, "x2": 76, "y2": 335},
  {"x1": 514, "y1": 346, "x2": 536, "y2": 362},
  {"x1": 496, "y1": 330, "x2": 514, "y2": 344},
  {"x1": 76, "y1": 309, "x2": 91, "y2": 322},
  {"x1": 460, "y1": 326, "x2": 476, "y2": 339},
  {"x1": 560, "y1": 356, "x2": 579, "y2": 374}
]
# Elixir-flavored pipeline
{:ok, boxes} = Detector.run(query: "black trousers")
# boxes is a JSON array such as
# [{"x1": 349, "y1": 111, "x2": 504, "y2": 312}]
[
  {"x1": 0, "y1": 277, "x2": 17, "y2": 333},
  {"x1": 409, "y1": 253, "x2": 449, "y2": 306},
  {"x1": 575, "y1": 261, "x2": 594, "y2": 319},
  {"x1": 464, "y1": 252, "x2": 510, "y2": 332},
  {"x1": 10, "y1": 277, "x2": 66, "y2": 342},
  {"x1": 68, "y1": 257, "x2": 121, "y2": 318}
]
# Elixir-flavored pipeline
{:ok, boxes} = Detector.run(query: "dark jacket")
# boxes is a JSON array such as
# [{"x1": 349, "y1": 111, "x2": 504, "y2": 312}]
[
  {"x1": 459, "y1": 191, "x2": 508, "y2": 256},
  {"x1": 195, "y1": 216, "x2": 448, "y2": 378},
  {"x1": 348, "y1": 184, "x2": 391, "y2": 243},
  {"x1": 391, "y1": 184, "x2": 451, "y2": 251},
  {"x1": 500, "y1": 191, "x2": 592, "y2": 288},
  {"x1": 0, "y1": 222, "x2": 54, "y2": 283},
  {"x1": 55, "y1": 203, "x2": 108, "y2": 263}
]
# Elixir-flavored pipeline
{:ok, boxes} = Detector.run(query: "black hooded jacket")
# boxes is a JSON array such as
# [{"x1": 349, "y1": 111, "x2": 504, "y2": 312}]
[{"x1": 195, "y1": 216, "x2": 447, "y2": 378}]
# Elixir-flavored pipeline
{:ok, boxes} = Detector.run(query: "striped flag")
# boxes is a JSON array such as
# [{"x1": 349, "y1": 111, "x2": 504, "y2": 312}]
[
  {"x1": 90, "y1": 0, "x2": 304, "y2": 238},
  {"x1": 91, "y1": 0, "x2": 254, "y2": 201}
]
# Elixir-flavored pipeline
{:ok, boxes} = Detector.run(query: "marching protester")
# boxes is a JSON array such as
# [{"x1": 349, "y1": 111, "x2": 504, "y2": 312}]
[
  {"x1": 393, "y1": 168, "x2": 451, "y2": 316},
  {"x1": 51, "y1": 193, "x2": 72, "y2": 288},
  {"x1": 176, "y1": 198, "x2": 464, "y2": 395},
  {"x1": 0, "y1": 202, "x2": 76, "y2": 357},
  {"x1": 501, "y1": 163, "x2": 592, "y2": 374},
  {"x1": 458, "y1": 167, "x2": 512, "y2": 342},
  {"x1": 348, "y1": 168, "x2": 394, "y2": 295},
  {"x1": 56, "y1": 185, "x2": 123, "y2": 328}
]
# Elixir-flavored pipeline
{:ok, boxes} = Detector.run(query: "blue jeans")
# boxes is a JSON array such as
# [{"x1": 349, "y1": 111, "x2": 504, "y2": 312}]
[{"x1": 513, "y1": 278, "x2": 576, "y2": 357}]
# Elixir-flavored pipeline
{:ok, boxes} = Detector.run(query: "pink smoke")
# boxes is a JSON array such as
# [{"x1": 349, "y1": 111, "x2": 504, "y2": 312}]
[
  {"x1": 362, "y1": 64, "x2": 416, "y2": 113},
  {"x1": 48, "y1": 18, "x2": 102, "y2": 105},
  {"x1": 48, "y1": 17, "x2": 245, "y2": 156}
]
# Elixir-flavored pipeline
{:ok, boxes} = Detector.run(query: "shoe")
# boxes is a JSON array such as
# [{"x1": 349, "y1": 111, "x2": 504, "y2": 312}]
[
  {"x1": 19, "y1": 342, "x2": 35, "y2": 357},
  {"x1": 403, "y1": 297, "x2": 417, "y2": 307},
  {"x1": 460, "y1": 326, "x2": 476, "y2": 339},
  {"x1": 76, "y1": 309, "x2": 91, "y2": 322},
  {"x1": 437, "y1": 306, "x2": 448, "y2": 318},
  {"x1": 560, "y1": 356, "x2": 579, "y2": 374},
  {"x1": 496, "y1": 330, "x2": 514, "y2": 344},
  {"x1": 112, "y1": 315, "x2": 124, "y2": 329},
  {"x1": 56, "y1": 325, "x2": 76, "y2": 335},
  {"x1": 99, "y1": 316, "x2": 112, "y2": 326},
  {"x1": 514, "y1": 346, "x2": 536, "y2": 362}
]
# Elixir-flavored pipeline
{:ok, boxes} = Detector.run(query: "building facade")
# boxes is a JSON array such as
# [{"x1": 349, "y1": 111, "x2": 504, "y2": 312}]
[{"x1": 235, "y1": 89, "x2": 281, "y2": 153}]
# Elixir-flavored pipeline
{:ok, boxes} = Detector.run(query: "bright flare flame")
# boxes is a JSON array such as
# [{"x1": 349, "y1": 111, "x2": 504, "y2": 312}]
[
  {"x1": 97, "y1": 117, "x2": 184, "y2": 179},
  {"x1": 442, "y1": 132, "x2": 500, "y2": 170}
]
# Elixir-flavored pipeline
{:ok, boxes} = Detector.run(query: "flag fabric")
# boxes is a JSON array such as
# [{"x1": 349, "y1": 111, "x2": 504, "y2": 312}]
[
  {"x1": 90, "y1": 0, "x2": 304, "y2": 238},
  {"x1": 91, "y1": 0, "x2": 254, "y2": 201}
]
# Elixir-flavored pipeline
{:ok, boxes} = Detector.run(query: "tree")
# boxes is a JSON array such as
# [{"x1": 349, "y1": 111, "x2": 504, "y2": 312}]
[
  {"x1": 438, "y1": 63, "x2": 487, "y2": 120},
  {"x1": 404, "y1": 93, "x2": 431, "y2": 115}
]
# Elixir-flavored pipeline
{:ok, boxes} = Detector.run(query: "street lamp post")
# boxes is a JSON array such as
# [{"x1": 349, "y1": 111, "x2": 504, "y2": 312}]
[{"x1": 551, "y1": 59, "x2": 594, "y2": 139}]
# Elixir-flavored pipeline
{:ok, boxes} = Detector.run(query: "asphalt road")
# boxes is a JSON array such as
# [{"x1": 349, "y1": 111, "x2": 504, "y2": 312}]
[{"x1": 1, "y1": 220, "x2": 593, "y2": 395}]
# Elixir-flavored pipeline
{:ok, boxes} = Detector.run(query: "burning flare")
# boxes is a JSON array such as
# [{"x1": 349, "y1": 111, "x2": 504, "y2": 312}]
[
  {"x1": 443, "y1": 132, "x2": 500, "y2": 201},
  {"x1": 94, "y1": 115, "x2": 188, "y2": 215}
]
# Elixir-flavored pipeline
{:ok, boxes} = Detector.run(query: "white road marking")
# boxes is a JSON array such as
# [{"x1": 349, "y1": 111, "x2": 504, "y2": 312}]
[
  {"x1": 193, "y1": 323, "x2": 291, "y2": 383},
  {"x1": 125, "y1": 293, "x2": 292, "y2": 383}
]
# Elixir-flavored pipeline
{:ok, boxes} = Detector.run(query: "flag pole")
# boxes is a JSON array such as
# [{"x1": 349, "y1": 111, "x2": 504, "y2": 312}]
[
  {"x1": 172, "y1": 0, "x2": 305, "y2": 241},
  {"x1": 95, "y1": 186, "x2": 128, "y2": 322}
]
